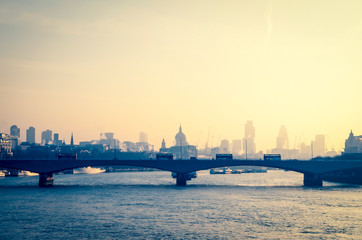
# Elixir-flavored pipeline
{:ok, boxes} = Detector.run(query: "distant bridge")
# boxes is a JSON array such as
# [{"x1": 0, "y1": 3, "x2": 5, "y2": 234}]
[{"x1": 1, "y1": 159, "x2": 362, "y2": 187}]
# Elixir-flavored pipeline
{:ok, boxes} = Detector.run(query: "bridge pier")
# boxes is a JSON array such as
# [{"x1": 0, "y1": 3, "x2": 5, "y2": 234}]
[
  {"x1": 39, "y1": 173, "x2": 54, "y2": 187},
  {"x1": 303, "y1": 173, "x2": 322, "y2": 187},
  {"x1": 173, "y1": 172, "x2": 197, "y2": 186},
  {"x1": 176, "y1": 174, "x2": 187, "y2": 186}
]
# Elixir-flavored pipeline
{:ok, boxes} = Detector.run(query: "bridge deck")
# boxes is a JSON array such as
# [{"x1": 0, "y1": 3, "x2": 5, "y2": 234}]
[{"x1": 1, "y1": 159, "x2": 362, "y2": 175}]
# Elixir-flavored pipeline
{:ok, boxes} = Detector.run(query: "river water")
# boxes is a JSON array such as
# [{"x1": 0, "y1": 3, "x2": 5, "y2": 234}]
[{"x1": 0, "y1": 170, "x2": 361, "y2": 239}]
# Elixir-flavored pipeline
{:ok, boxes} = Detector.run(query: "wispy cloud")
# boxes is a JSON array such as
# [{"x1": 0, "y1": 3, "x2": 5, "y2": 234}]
[{"x1": 0, "y1": 5, "x2": 131, "y2": 37}]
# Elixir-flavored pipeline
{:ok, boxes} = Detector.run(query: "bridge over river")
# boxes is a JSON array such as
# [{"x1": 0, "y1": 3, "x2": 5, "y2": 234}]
[{"x1": 1, "y1": 159, "x2": 362, "y2": 187}]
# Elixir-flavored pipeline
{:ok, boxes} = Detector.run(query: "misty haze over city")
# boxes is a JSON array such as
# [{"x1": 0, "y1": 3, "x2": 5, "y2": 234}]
[
  {"x1": 0, "y1": 1, "x2": 361, "y2": 153},
  {"x1": 1, "y1": 1, "x2": 362, "y2": 240}
]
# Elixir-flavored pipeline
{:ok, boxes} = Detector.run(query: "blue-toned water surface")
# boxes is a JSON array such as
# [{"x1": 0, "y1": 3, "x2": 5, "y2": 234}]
[{"x1": 0, "y1": 170, "x2": 361, "y2": 239}]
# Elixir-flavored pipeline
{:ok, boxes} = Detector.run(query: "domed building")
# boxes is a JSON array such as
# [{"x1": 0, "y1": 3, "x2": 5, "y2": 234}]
[
  {"x1": 159, "y1": 125, "x2": 197, "y2": 159},
  {"x1": 175, "y1": 126, "x2": 187, "y2": 147}
]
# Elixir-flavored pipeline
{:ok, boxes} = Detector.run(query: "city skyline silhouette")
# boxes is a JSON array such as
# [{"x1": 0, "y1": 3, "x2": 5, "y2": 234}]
[{"x1": 3, "y1": 122, "x2": 360, "y2": 159}]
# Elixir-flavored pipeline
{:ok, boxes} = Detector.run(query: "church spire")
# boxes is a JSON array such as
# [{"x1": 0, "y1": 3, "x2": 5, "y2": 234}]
[
  {"x1": 70, "y1": 132, "x2": 74, "y2": 146},
  {"x1": 161, "y1": 138, "x2": 166, "y2": 149},
  {"x1": 179, "y1": 124, "x2": 182, "y2": 133}
]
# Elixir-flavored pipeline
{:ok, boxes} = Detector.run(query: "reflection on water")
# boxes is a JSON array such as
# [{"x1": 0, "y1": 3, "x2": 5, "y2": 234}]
[{"x1": 0, "y1": 171, "x2": 361, "y2": 239}]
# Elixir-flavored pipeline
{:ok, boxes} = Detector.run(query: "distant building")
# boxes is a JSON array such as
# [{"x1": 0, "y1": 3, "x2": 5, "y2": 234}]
[
  {"x1": 70, "y1": 132, "x2": 74, "y2": 146},
  {"x1": 104, "y1": 132, "x2": 114, "y2": 141},
  {"x1": 9, "y1": 125, "x2": 21, "y2": 149},
  {"x1": 139, "y1": 132, "x2": 148, "y2": 143},
  {"x1": 53, "y1": 133, "x2": 62, "y2": 146},
  {"x1": 313, "y1": 135, "x2": 325, "y2": 157},
  {"x1": 220, "y1": 139, "x2": 229, "y2": 153},
  {"x1": 41, "y1": 130, "x2": 52, "y2": 145},
  {"x1": 271, "y1": 125, "x2": 300, "y2": 159},
  {"x1": 79, "y1": 141, "x2": 93, "y2": 147},
  {"x1": 210, "y1": 147, "x2": 220, "y2": 159},
  {"x1": 343, "y1": 130, "x2": 362, "y2": 154},
  {"x1": 160, "y1": 138, "x2": 167, "y2": 152},
  {"x1": 122, "y1": 141, "x2": 137, "y2": 151},
  {"x1": 136, "y1": 142, "x2": 149, "y2": 151},
  {"x1": 158, "y1": 126, "x2": 197, "y2": 159},
  {"x1": 99, "y1": 132, "x2": 120, "y2": 149},
  {"x1": 276, "y1": 125, "x2": 289, "y2": 149},
  {"x1": 175, "y1": 125, "x2": 187, "y2": 146},
  {"x1": 26, "y1": 126, "x2": 35, "y2": 143},
  {"x1": 271, "y1": 125, "x2": 297, "y2": 159},
  {"x1": 137, "y1": 132, "x2": 149, "y2": 151},
  {"x1": 271, "y1": 148, "x2": 298, "y2": 160},
  {"x1": 0, "y1": 133, "x2": 12, "y2": 157},
  {"x1": 10, "y1": 125, "x2": 20, "y2": 138},
  {"x1": 325, "y1": 149, "x2": 338, "y2": 157},
  {"x1": 232, "y1": 140, "x2": 242, "y2": 155},
  {"x1": 299, "y1": 142, "x2": 311, "y2": 159},
  {"x1": 243, "y1": 121, "x2": 256, "y2": 154}
]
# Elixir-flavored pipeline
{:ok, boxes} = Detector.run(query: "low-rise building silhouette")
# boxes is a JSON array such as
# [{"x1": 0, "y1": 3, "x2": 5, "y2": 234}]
[{"x1": 343, "y1": 130, "x2": 362, "y2": 154}]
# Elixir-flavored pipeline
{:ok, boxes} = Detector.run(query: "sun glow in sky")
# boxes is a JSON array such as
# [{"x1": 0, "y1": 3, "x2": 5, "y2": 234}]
[{"x1": 1, "y1": 0, "x2": 361, "y2": 152}]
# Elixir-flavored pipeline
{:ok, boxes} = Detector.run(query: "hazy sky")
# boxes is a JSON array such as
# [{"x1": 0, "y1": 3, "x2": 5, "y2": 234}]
[{"x1": 1, "y1": 0, "x2": 361, "y2": 152}]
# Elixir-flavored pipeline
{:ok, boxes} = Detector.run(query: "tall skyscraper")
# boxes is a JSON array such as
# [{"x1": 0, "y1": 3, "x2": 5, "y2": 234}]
[
  {"x1": 313, "y1": 135, "x2": 325, "y2": 157},
  {"x1": 276, "y1": 125, "x2": 289, "y2": 149},
  {"x1": 139, "y1": 132, "x2": 148, "y2": 143},
  {"x1": 26, "y1": 126, "x2": 35, "y2": 143},
  {"x1": 41, "y1": 130, "x2": 52, "y2": 145},
  {"x1": 243, "y1": 121, "x2": 256, "y2": 154},
  {"x1": 10, "y1": 125, "x2": 20, "y2": 138}
]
